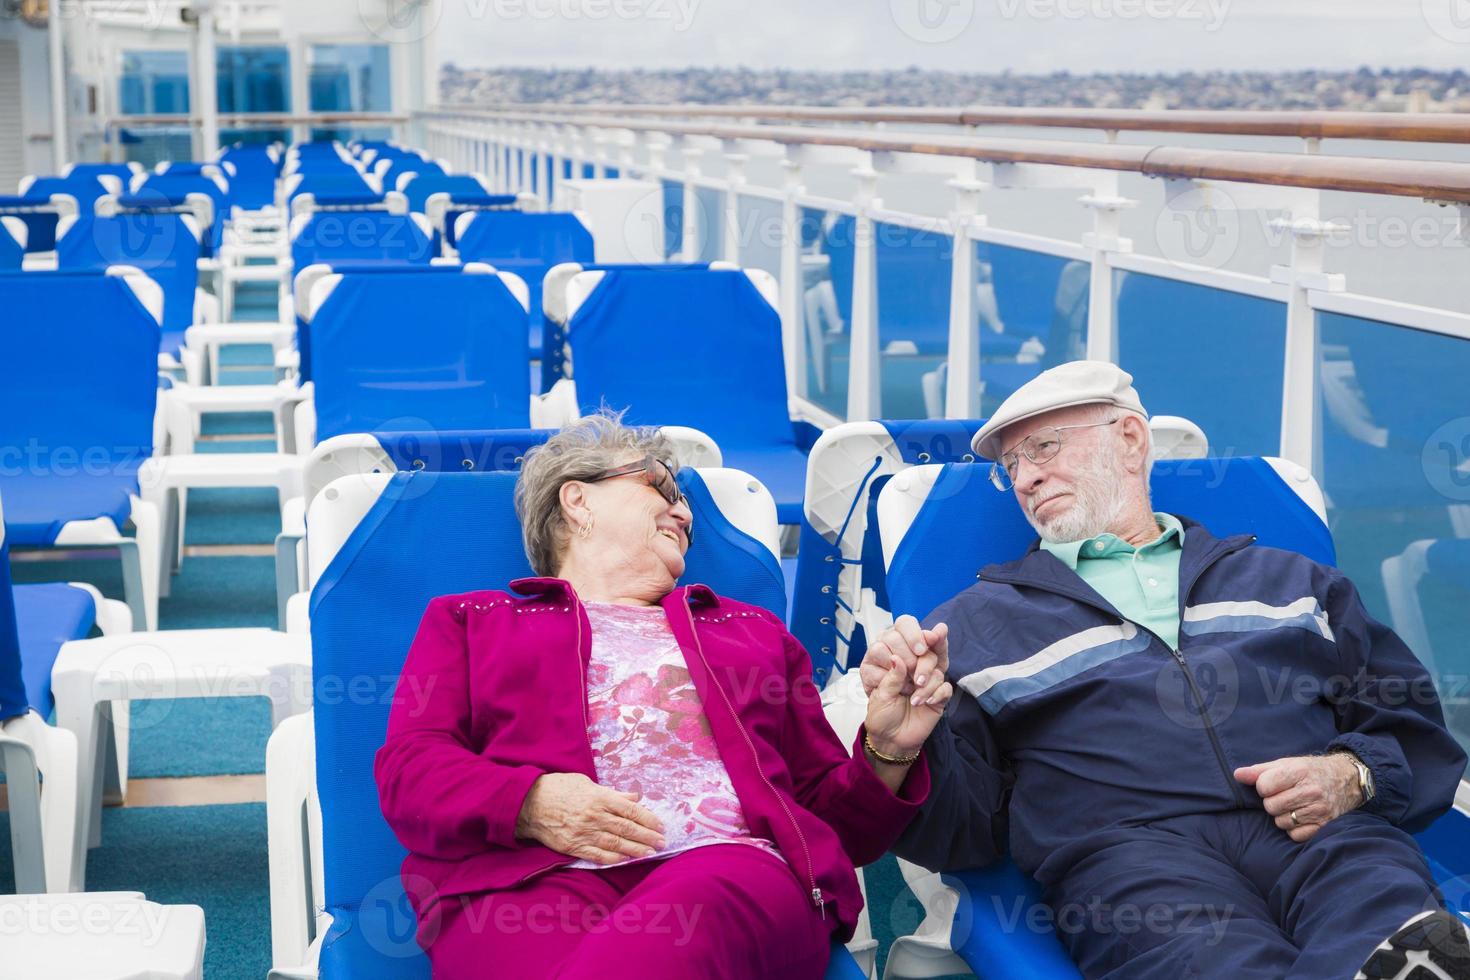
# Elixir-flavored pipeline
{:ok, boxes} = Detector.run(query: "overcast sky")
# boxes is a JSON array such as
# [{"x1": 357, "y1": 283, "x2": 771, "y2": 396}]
[{"x1": 432, "y1": 0, "x2": 1470, "y2": 74}]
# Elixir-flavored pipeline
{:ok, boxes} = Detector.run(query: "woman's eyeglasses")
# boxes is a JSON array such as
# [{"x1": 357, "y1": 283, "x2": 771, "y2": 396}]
[{"x1": 584, "y1": 456, "x2": 694, "y2": 544}]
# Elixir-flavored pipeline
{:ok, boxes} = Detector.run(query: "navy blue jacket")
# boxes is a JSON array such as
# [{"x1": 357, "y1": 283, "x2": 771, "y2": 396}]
[{"x1": 894, "y1": 519, "x2": 1467, "y2": 888}]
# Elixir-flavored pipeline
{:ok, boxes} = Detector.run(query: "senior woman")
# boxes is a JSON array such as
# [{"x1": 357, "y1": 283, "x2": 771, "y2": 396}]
[{"x1": 375, "y1": 413, "x2": 952, "y2": 979}]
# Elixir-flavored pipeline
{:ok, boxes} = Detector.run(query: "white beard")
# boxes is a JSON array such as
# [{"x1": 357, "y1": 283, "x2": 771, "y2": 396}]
[{"x1": 1023, "y1": 446, "x2": 1129, "y2": 544}]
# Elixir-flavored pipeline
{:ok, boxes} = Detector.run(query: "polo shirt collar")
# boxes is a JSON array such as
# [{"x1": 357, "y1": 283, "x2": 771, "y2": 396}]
[{"x1": 1041, "y1": 512, "x2": 1185, "y2": 570}]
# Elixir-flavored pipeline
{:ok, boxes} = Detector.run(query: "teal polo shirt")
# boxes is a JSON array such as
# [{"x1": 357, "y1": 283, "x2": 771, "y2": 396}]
[{"x1": 1040, "y1": 513, "x2": 1186, "y2": 650}]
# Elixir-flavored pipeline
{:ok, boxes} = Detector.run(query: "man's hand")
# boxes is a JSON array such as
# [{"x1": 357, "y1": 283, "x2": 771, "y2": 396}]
[
  {"x1": 865, "y1": 648, "x2": 954, "y2": 761},
  {"x1": 860, "y1": 614, "x2": 949, "y2": 709},
  {"x1": 1234, "y1": 755, "x2": 1364, "y2": 843},
  {"x1": 515, "y1": 772, "x2": 666, "y2": 864}
]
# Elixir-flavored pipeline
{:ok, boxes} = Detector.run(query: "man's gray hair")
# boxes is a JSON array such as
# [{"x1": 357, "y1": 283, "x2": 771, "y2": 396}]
[{"x1": 515, "y1": 409, "x2": 678, "y2": 576}]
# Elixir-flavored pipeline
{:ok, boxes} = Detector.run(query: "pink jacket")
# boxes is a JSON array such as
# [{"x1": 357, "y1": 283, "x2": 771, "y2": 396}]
[{"x1": 374, "y1": 577, "x2": 929, "y2": 941}]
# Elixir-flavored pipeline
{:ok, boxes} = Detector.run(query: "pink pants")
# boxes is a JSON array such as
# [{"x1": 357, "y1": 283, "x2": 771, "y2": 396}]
[{"x1": 425, "y1": 844, "x2": 835, "y2": 979}]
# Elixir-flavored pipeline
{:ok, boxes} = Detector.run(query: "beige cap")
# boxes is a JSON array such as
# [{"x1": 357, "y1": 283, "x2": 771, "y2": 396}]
[{"x1": 972, "y1": 360, "x2": 1147, "y2": 460}]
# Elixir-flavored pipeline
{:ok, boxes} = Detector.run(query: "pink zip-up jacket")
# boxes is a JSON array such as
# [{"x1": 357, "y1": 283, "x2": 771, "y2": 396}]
[{"x1": 374, "y1": 577, "x2": 930, "y2": 942}]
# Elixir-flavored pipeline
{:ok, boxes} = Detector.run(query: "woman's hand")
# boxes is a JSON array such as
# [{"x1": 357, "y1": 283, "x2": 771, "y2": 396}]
[
  {"x1": 515, "y1": 772, "x2": 667, "y2": 864},
  {"x1": 863, "y1": 623, "x2": 953, "y2": 762}
]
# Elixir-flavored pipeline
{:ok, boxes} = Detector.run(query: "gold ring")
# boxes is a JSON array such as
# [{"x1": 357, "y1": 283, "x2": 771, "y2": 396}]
[{"x1": 1290, "y1": 810, "x2": 1301, "y2": 827}]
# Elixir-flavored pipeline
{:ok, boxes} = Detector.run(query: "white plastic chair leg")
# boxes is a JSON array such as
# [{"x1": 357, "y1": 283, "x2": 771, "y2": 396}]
[
  {"x1": 267, "y1": 711, "x2": 319, "y2": 969},
  {"x1": 1, "y1": 711, "x2": 82, "y2": 893}
]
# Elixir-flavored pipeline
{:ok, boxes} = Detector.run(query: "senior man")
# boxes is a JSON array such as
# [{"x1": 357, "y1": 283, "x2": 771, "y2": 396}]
[{"x1": 864, "y1": 361, "x2": 1470, "y2": 979}]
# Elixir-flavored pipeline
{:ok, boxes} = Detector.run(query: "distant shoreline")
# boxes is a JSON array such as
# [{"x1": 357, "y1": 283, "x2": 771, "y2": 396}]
[{"x1": 441, "y1": 65, "x2": 1470, "y2": 113}]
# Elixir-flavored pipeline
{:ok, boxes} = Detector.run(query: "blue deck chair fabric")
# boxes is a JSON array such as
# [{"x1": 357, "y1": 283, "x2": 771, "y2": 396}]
[
  {"x1": 566, "y1": 268, "x2": 809, "y2": 523},
  {"x1": 0, "y1": 218, "x2": 22, "y2": 268},
  {"x1": 454, "y1": 212, "x2": 595, "y2": 365},
  {"x1": 293, "y1": 262, "x2": 468, "y2": 384},
  {"x1": 441, "y1": 194, "x2": 521, "y2": 252},
  {"x1": 309, "y1": 270, "x2": 531, "y2": 442},
  {"x1": 131, "y1": 178, "x2": 228, "y2": 256},
  {"x1": 13, "y1": 583, "x2": 95, "y2": 719},
  {"x1": 384, "y1": 159, "x2": 443, "y2": 194},
  {"x1": 308, "y1": 469, "x2": 842, "y2": 977},
  {"x1": 219, "y1": 145, "x2": 279, "y2": 210},
  {"x1": 540, "y1": 262, "x2": 710, "y2": 387},
  {"x1": 290, "y1": 212, "x2": 433, "y2": 272},
  {"x1": 287, "y1": 173, "x2": 376, "y2": 205},
  {"x1": 882, "y1": 457, "x2": 1338, "y2": 977},
  {"x1": 790, "y1": 419, "x2": 984, "y2": 681},
  {"x1": 18, "y1": 176, "x2": 108, "y2": 252},
  {"x1": 373, "y1": 428, "x2": 553, "y2": 473},
  {"x1": 0, "y1": 270, "x2": 159, "y2": 546},
  {"x1": 400, "y1": 174, "x2": 488, "y2": 215},
  {"x1": 0, "y1": 536, "x2": 26, "y2": 723},
  {"x1": 57, "y1": 210, "x2": 200, "y2": 356},
  {"x1": 66, "y1": 163, "x2": 138, "y2": 184}
]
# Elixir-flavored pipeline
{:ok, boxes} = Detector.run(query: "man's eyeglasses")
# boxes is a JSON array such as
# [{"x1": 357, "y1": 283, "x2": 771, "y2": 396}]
[
  {"x1": 990, "y1": 417, "x2": 1119, "y2": 492},
  {"x1": 585, "y1": 456, "x2": 694, "y2": 544}
]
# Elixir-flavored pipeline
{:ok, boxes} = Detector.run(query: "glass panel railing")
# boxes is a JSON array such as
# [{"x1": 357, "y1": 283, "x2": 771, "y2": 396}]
[
  {"x1": 307, "y1": 44, "x2": 390, "y2": 113},
  {"x1": 975, "y1": 242, "x2": 1090, "y2": 415},
  {"x1": 692, "y1": 186, "x2": 724, "y2": 263},
  {"x1": 876, "y1": 221, "x2": 952, "y2": 420},
  {"x1": 1115, "y1": 271, "x2": 1285, "y2": 455},
  {"x1": 217, "y1": 46, "x2": 289, "y2": 113},
  {"x1": 120, "y1": 50, "x2": 190, "y2": 116},
  {"x1": 800, "y1": 207, "x2": 853, "y2": 418},
  {"x1": 1317, "y1": 311, "x2": 1470, "y2": 751},
  {"x1": 661, "y1": 181, "x2": 684, "y2": 259},
  {"x1": 737, "y1": 195, "x2": 782, "y2": 277}
]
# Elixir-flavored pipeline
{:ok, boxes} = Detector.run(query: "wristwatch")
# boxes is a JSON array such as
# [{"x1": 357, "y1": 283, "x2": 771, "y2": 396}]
[{"x1": 1336, "y1": 751, "x2": 1376, "y2": 807}]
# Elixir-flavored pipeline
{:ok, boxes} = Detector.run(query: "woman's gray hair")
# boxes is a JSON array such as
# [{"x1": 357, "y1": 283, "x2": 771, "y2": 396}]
[{"x1": 515, "y1": 409, "x2": 678, "y2": 576}]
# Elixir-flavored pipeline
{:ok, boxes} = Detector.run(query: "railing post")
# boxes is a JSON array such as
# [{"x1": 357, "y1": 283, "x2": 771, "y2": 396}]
[
  {"x1": 780, "y1": 147, "x2": 807, "y2": 400},
  {"x1": 538, "y1": 126, "x2": 552, "y2": 204},
  {"x1": 1080, "y1": 173, "x2": 1136, "y2": 365},
  {"x1": 847, "y1": 153, "x2": 881, "y2": 421},
  {"x1": 591, "y1": 132, "x2": 608, "y2": 178},
  {"x1": 944, "y1": 163, "x2": 989, "y2": 419},
  {"x1": 1271, "y1": 193, "x2": 1346, "y2": 472},
  {"x1": 680, "y1": 142, "x2": 704, "y2": 263},
  {"x1": 722, "y1": 141, "x2": 748, "y2": 264}
]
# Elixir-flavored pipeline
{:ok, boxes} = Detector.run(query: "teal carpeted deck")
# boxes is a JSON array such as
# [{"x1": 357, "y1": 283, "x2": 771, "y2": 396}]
[{"x1": 4, "y1": 284, "x2": 966, "y2": 980}]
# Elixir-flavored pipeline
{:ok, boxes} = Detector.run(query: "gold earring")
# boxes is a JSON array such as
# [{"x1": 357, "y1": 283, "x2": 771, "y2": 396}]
[{"x1": 578, "y1": 513, "x2": 594, "y2": 539}]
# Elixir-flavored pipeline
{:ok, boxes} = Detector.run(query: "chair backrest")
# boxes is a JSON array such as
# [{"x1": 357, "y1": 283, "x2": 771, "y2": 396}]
[
  {"x1": 880, "y1": 456, "x2": 1334, "y2": 623},
  {"x1": 56, "y1": 210, "x2": 201, "y2": 337},
  {"x1": 289, "y1": 211, "x2": 434, "y2": 272},
  {"x1": 565, "y1": 267, "x2": 790, "y2": 453},
  {"x1": 792, "y1": 420, "x2": 985, "y2": 682},
  {"x1": 17, "y1": 176, "x2": 106, "y2": 251},
  {"x1": 387, "y1": 160, "x2": 444, "y2": 195},
  {"x1": 219, "y1": 145, "x2": 279, "y2": 210},
  {"x1": 65, "y1": 162, "x2": 141, "y2": 184},
  {"x1": 131, "y1": 177, "x2": 228, "y2": 253},
  {"x1": 401, "y1": 173, "x2": 488, "y2": 215},
  {"x1": 291, "y1": 261, "x2": 484, "y2": 383},
  {"x1": 454, "y1": 210, "x2": 593, "y2": 265},
  {"x1": 307, "y1": 268, "x2": 532, "y2": 442},
  {"x1": 0, "y1": 269, "x2": 161, "y2": 464},
  {"x1": 0, "y1": 217, "x2": 24, "y2": 269},
  {"x1": 306, "y1": 466, "x2": 782, "y2": 976},
  {"x1": 440, "y1": 193, "x2": 530, "y2": 251},
  {"x1": 283, "y1": 172, "x2": 376, "y2": 207},
  {"x1": 0, "y1": 495, "x2": 27, "y2": 723}
]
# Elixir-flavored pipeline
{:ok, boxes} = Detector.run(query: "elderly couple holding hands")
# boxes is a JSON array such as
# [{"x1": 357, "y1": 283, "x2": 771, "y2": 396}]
[{"x1": 376, "y1": 361, "x2": 1468, "y2": 980}]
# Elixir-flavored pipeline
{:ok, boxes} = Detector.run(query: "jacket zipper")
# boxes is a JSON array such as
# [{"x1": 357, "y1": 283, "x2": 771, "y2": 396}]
[
  {"x1": 681, "y1": 601, "x2": 825, "y2": 919},
  {"x1": 1168, "y1": 647, "x2": 1248, "y2": 806}
]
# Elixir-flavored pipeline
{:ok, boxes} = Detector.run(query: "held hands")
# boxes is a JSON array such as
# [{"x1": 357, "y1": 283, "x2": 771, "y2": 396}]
[
  {"x1": 1234, "y1": 754, "x2": 1364, "y2": 843},
  {"x1": 515, "y1": 772, "x2": 666, "y2": 864},
  {"x1": 860, "y1": 615, "x2": 954, "y2": 759}
]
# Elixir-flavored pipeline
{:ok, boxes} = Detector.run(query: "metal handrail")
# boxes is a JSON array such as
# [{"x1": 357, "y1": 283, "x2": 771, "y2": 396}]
[
  {"x1": 106, "y1": 112, "x2": 410, "y2": 127},
  {"x1": 420, "y1": 107, "x2": 1470, "y2": 204},
  {"x1": 432, "y1": 102, "x2": 1470, "y2": 144}
]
